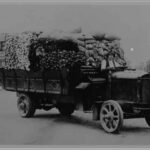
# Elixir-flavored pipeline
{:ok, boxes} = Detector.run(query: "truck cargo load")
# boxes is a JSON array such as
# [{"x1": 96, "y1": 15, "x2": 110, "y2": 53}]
[{"x1": 0, "y1": 31, "x2": 126, "y2": 71}]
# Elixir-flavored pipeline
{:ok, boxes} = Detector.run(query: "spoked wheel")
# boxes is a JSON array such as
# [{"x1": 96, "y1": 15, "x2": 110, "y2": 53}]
[
  {"x1": 100, "y1": 100, "x2": 124, "y2": 133},
  {"x1": 17, "y1": 93, "x2": 36, "y2": 118}
]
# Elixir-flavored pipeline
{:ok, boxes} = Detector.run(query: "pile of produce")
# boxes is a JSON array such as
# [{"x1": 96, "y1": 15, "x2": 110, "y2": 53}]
[
  {"x1": 1, "y1": 30, "x2": 126, "y2": 71},
  {"x1": 29, "y1": 38, "x2": 86, "y2": 71},
  {"x1": 3, "y1": 31, "x2": 40, "y2": 70}
]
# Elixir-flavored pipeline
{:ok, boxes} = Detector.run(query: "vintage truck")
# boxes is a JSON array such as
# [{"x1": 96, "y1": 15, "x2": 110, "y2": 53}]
[{"x1": 0, "y1": 64, "x2": 150, "y2": 133}]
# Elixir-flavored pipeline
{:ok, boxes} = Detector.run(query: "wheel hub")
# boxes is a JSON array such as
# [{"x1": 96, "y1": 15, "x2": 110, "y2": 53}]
[
  {"x1": 108, "y1": 112, "x2": 113, "y2": 117},
  {"x1": 106, "y1": 113, "x2": 114, "y2": 123},
  {"x1": 18, "y1": 100, "x2": 28, "y2": 114},
  {"x1": 20, "y1": 102, "x2": 25, "y2": 108}
]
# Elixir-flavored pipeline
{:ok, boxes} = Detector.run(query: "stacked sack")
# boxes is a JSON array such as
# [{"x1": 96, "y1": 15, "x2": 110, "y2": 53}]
[{"x1": 76, "y1": 32, "x2": 126, "y2": 69}]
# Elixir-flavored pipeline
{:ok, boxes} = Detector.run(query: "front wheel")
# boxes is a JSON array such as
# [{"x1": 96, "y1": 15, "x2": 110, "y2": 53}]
[
  {"x1": 100, "y1": 100, "x2": 124, "y2": 133},
  {"x1": 57, "y1": 103, "x2": 75, "y2": 116},
  {"x1": 17, "y1": 93, "x2": 36, "y2": 118}
]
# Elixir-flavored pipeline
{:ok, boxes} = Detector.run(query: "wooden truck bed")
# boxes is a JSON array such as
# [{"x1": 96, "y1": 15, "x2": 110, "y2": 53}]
[
  {"x1": 0, "y1": 69, "x2": 63, "y2": 94},
  {"x1": 0, "y1": 66, "x2": 105, "y2": 100}
]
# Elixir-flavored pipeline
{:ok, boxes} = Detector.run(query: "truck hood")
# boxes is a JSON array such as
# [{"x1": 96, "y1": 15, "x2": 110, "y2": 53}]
[{"x1": 112, "y1": 70, "x2": 148, "y2": 79}]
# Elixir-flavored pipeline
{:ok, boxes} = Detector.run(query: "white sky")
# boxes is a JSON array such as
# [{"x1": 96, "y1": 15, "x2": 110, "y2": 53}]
[{"x1": 0, "y1": 3, "x2": 149, "y2": 65}]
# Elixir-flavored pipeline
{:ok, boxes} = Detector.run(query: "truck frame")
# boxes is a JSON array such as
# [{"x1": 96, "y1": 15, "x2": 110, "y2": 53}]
[{"x1": 1, "y1": 65, "x2": 150, "y2": 133}]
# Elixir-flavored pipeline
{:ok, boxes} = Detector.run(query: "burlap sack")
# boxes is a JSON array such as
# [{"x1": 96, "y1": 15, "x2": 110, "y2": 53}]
[
  {"x1": 119, "y1": 48, "x2": 124, "y2": 58},
  {"x1": 97, "y1": 48, "x2": 104, "y2": 56},
  {"x1": 85, "y1": 44, "x2": 94, "y2": 50},
  {"x1": 85, "y1": 39, "x2": 96, "y2": 44},
  {"x1": 85, "y1": 50, "x2": 94, "y2": 57},
  {"x1": 73, "y1": 33, "x2": 85, "y2": 41},
  {"x1": 69, "y1": 27, "x2": 82, "y2": 34},
  {"x1": 83, "y1": 33, "x2": 94, "y2": 40},
  {"x1": 76, "y1": 40, "x2": 85, "y2": 47},
  {"x1": 86, "y1": 57, "x2": 96, "y2": 67},
  {"x1": 114, "y1": 60, "x2": 121, "y2": 67},
  {"x1": 101, "y1": 59, "x2": 107, "y2": 70},
  {"x1": 78, "y1": 45, "x2": 87, "y2": 52},
  {"x1": 91, "y1": 32, "x2": 105, "y2": 41},
  {"x1": 108, "y1": 60, "x2": 115, "y2": 68},
  {"x1": 104, "y1": 33, "x2": 121, "y2": 41}
]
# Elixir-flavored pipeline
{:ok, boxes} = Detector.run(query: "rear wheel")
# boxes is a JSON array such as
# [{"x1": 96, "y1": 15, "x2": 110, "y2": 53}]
[
  {"x1": 17, "y1": 93, "x2": 36, "y2": 118},
  {"x1": 58, "y1": 103, "x2": 75, "y2": 116},
  {"x1": 100, "y1": 100, "x2": 124, "y2": 133}
]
